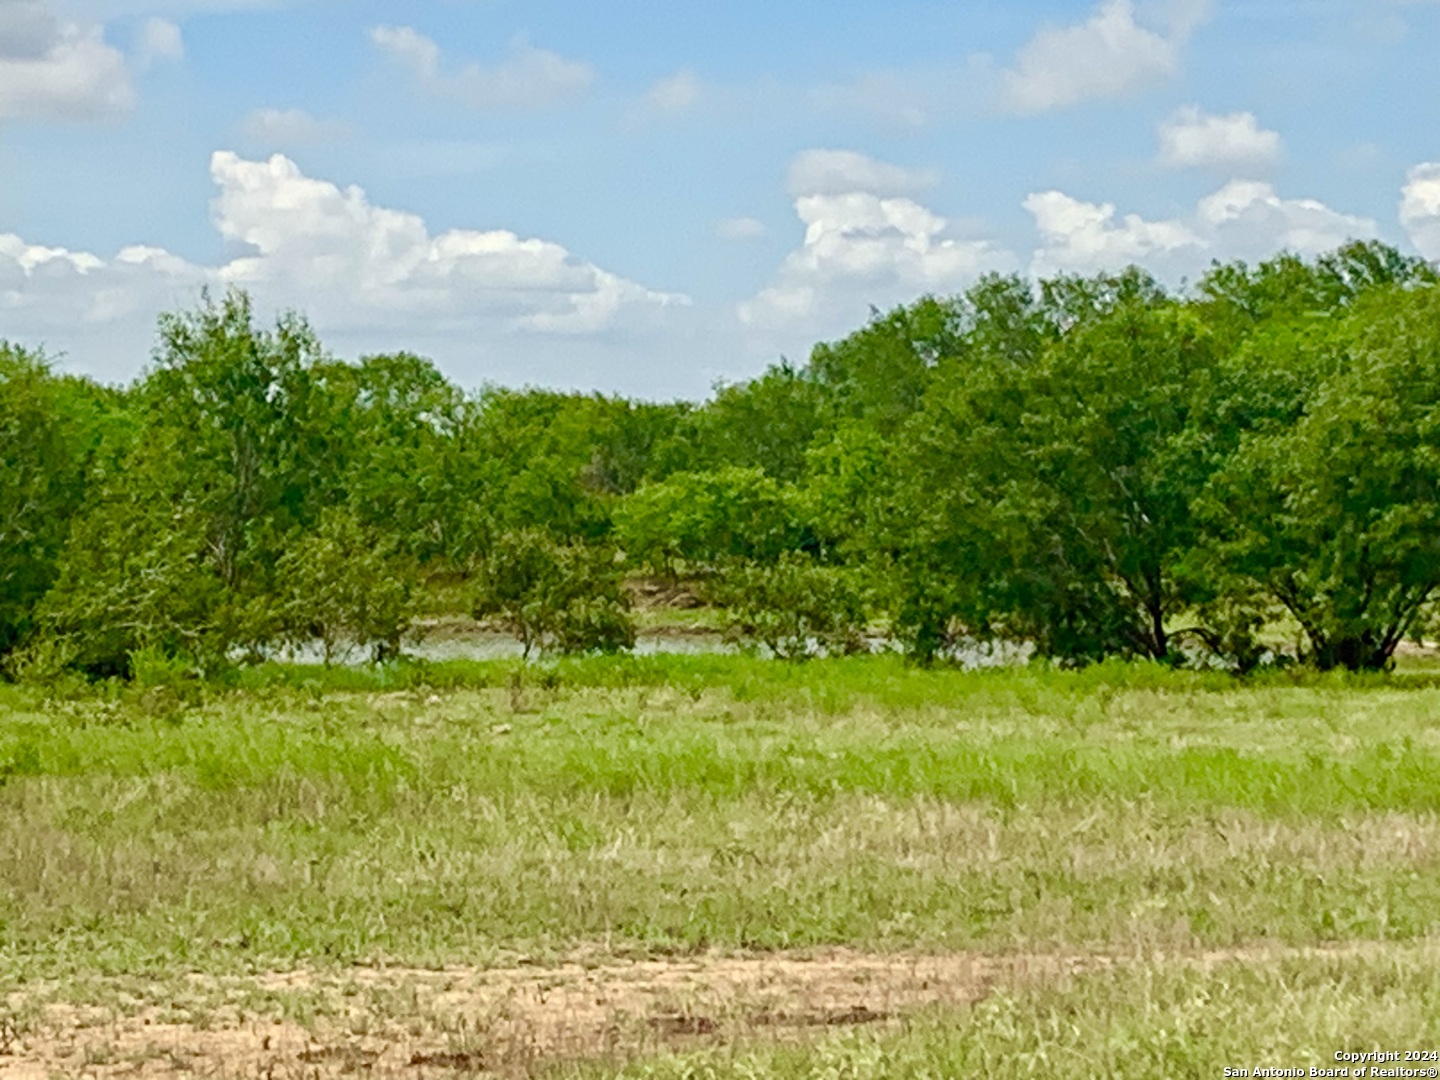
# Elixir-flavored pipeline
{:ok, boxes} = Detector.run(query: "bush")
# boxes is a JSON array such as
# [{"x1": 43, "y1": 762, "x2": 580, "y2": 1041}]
[
  {"x1": 472, "y1": 531, "x2": 635, "y2": 658},
  {"x1": 26, "y1": 497, "x2": 230, "y2": 679},
  {"x1": 275, "y1": 509, "x2": 418, "y2": 665},
  {"x1": 710, "y1": 554, "x2": 870, "y2": 660}
]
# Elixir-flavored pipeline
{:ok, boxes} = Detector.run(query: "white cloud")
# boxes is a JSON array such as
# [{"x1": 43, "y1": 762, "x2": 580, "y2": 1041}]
[
  {"x1": 644, "y1": 70, "x2": 699, "y2": 115},
  {"x1": 242, "y1": 106, "x2": 350, "y2": 145},
  {"x1": 1026, "y1": 192, "x2": 1203, "y2": 278},
  {"x1": 741, "y1": 153, "x2": 1015, "y2": 334},
  {"x1": 715, "y1": 217, "x2": 766, "y2": 240},
  {"x1": 370, "y1": 25, "x2": 591, "y2": 109},
  {"x1": 1158, "y1": 107, "x2": 1280, "y2": 172},
  {"x1": 208, "y1": 152, "x2": 686, "y2": 334},
  {"x1": 0, "y1": 0, "x2": 60, "y2": 56},
  {"x1": 1400, "y1": 163, "x2": 1440, "y2": 261},
  {"x1": 785, "y1": 149, "x2": 938, "y2": 198},
  {"x1": 1195, "y1": 181, "x2": 1374, "y2": 259},
  {"x1": 0, "y1": 0, "x2": 134, "y2": 121},
  {"x1": 0, "y1": 232, "x2": 207, "y2": 350},
  {"x1": 1000, "y1": 0, "x2": 1200, "y2": 114},
  {"x1": 0, "y1": 152, "x2": 687, "y2": 383},
  {"x1": 135, "y1": 16, "x2": 181, "y2": 68},
  {"x1": 1027, "y1": 180, "x2": 1376, "y2": 279}
]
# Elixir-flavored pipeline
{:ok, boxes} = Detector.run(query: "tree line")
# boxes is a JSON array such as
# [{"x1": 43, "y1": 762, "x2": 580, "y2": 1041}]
[{"x1": 4, "y1": 240, "x2": 1439, "y2": 678}]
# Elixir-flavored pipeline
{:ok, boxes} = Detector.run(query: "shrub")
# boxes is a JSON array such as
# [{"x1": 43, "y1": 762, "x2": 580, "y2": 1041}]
[
  {"x1": 472, "y1": 531, "x2": 635, "y2": 658},
  {"x1": 275, "y1": 509, "x2": 418, "y2": 665},
  {"x1": 710, "y1": 554, "x2": 870, "y2": 660}
]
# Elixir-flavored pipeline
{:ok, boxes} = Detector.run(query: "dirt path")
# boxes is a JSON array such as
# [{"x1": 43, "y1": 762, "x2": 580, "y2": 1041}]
[{"x1": 0, "y1": 942, "x2": 1428, "y2": 1078}]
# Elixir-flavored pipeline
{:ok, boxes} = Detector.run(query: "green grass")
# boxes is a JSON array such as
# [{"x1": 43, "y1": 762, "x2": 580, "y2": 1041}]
[{"x1": 4, "y1": 655, "x2": 1440, "y2": 1074}]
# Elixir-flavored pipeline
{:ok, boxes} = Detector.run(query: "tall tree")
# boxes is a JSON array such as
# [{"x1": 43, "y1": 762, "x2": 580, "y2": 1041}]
[
  {"x1": 36, "y1": 290, "x2": 332, "y2": 672},
  {"x1": 0, "y1": 346, "x2": 124, "y2": 663},
  {"x1": 1204, "y1": 284, "x2": 1440, "y2": 670},
  {"x1": 894, "y1": 292, "x2": 1227, "y2": 664}
]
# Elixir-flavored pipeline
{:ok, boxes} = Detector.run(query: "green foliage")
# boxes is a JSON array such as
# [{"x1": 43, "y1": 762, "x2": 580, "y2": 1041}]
[
  {"x1": 614, "y1": 467, "x2": 808, "y2": 576},
  {"x1": 710, "y1": 553, "x2": 870, "y2": 660},
  {"x1": 457, "y1": 389, "x2": 687, "y2": 552},
  {"x1": 894, "y1": 292, "x2": 1231, "y2": 665},
  {"x1": 144, "y1": 288, "x2": 333, "y2": 592},
  {"x1": 274, "y1": 508, "x2": 418, "y2": 664},
  {"x1": 0, "y1": 345, "x2": 123, "y2": 666},
  {"x1": 682, "y1": 363, "x2": 827, "y2": 481},
  {"x1": 322, "y1": 352, "x2": 477, "y2": 564},
  {"x1": 1204, "y1": 285, "x2": 1440, "y2": 670},
  {"x1": 26, "y1": 290, "x2": 331, "y2": 676},
  {"x1": 1197, "y1": 240, "x2": 1437, "y2": 348},
  {"x1": 796, "y1": 422, "x2": 891, "y2": 563},
  {"x1": 29, "y1": 494, "x2": 227, "y2": 679},
  {"x1": 471, "y1": 530, "x2": 636, "y2": 657},
  {"x1": 809, "y1": 298, "x2": 961, "y2": 432},
  {"x1": 10, "y1": 244, "x2": 1440, "y2": 680}
]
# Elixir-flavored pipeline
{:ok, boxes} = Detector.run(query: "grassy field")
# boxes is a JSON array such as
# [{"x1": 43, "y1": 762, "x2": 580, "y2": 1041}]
[{"x1": 3, "y1": 655, "x2": 1440, "y2": 1077}]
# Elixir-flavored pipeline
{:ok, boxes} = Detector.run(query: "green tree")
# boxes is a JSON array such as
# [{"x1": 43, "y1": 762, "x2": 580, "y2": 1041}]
[
  {"x1": 275, "y1": 508, "x2": 418, "y2": 665},
  {"x1": 808, "y1": 297, "x2": 961, "y2": 434},
  {"x1": 471, "y1": 531, "x2": 635, "y2": 657},
  {"x1": 613, "y1": 467, "x2": 807, "y2": 577},
  {"x1": 322, "y1": 352, "x2": 473, "y2": 564},
  {"x1": 710, "y1": 553, "x2": 870, "y2": 660},
  {"x1": 1204, "y1": 285, "x2": 1440, "y2": 670},
  {"x1": 1197, "y1": 241, "x2": 1436, "y2": 352},
  {"x1": 895, "y1": 292, "x2": 1229, "y2": 664},
  {"x1": 31, "y1": 495, "x2": 226, "y2": 678},
  {"x1": 1, "y1": 346, "x2": 77, "y2": 659},
  {"x1": 32, "y1": 290, "x2": 332, "y2": 674},
  {"x1": 0, "y1": 346, "x2": 127, "y2": 664},
  {"x1": 459, "y1": 389, "x2": 685, "y2": 551},
  {"x1": 679, "y1": 363, "x2": 828, "y2": 483}
]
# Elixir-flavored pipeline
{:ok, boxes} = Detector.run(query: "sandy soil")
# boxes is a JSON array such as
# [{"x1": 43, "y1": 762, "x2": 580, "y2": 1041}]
[{"x1": 0, "y1": 943, "x2": 1416, "y2": 1078}]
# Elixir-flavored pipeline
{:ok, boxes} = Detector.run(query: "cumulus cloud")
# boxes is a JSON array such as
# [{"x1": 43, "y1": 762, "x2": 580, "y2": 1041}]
[
  {"x1": 1, "y1": 152, "x2": 687, "y2": 381},
  {"x1": 785, "y1": 149, "x2": 938, "y2": 198},
  {"x1": 1400, "y1": 163, "x2": 1440, "y2": 261},
  {"x1": 741, "y1": 151, "x2": 1014, "y2": 334},
  {"x1": 0, "y1": 233, "x2": 207, "y2": 356},
  {"x1": 1195, "y1": 181, "x2": 1374, "y2": 259},
  {"x1": 242, "y1": 106, "x2": 350, "y2": 146},
  {"x1": 1028, "y1": 180, "x2": 1376, "y2": 279},
  {"x1": 207, "y1": 152, "x2": 686, "y2": 334},
  {"x1": 1158, "y1": 106, "x2": 1281, "y2": 172},
  {"x1": 1000, "y1": 0, "x2": 1201, "y2": 113},
  {"x1": 370, "y1": 25, "x2": 591, "y2": 109},
  {"x1": 1025, "y1": 191, "x2": 1202, "y2": 278},
  {"x1": 0, "y1": 0, "x2": 134, "y2": 121}
]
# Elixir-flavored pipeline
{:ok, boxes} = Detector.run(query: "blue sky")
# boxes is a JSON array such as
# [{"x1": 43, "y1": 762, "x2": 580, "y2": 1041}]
[{"x1": 2, "y1": 0, "x2": 1438, "y2": 398}]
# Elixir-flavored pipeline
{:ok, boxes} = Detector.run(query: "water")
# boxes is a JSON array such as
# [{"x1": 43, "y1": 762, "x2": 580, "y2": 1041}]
[
  {"x1": 268, "y1": 629, "x2": 736, "y2": 666},
  {"x1": 269, "y1": 628, "x2": 1030, "y2": 668}
]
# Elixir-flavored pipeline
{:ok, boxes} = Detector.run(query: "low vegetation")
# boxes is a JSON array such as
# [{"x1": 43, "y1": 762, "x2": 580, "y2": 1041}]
[{"x1": 2, "y1": 658, "x2": 1440, "y2": 1074}]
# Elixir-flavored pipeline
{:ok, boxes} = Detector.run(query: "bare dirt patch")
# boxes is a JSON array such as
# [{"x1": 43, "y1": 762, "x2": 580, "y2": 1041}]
[{"x1": 0, "y1": 942, "x2": 1427, "y2": 1078}]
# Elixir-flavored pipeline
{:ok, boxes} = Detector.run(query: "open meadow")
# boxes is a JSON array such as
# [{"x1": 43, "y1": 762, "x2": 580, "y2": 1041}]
[{"x1": 4, "y1": 655, "x2": 1440, "y2": 1077}]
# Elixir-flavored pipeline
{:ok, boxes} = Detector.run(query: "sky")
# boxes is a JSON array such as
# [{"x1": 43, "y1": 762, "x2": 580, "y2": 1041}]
[{"x1": 2, "y1": 0, "x2": 1439, "y2": 399}]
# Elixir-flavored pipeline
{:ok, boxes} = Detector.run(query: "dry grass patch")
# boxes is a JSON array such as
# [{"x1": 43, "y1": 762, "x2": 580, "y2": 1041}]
[{"x1": 4, "y1": 943, "x2": 1430, "y2": 1079}]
